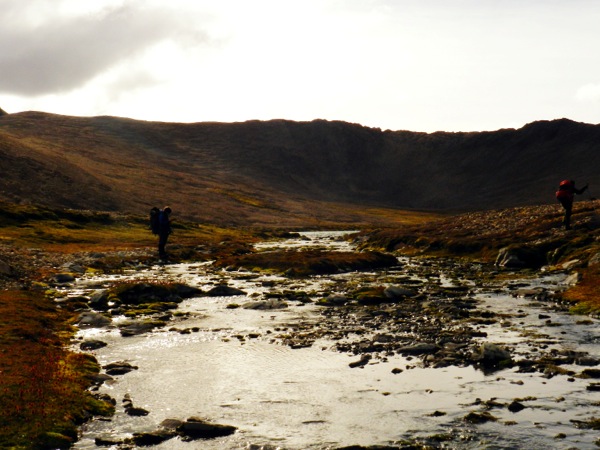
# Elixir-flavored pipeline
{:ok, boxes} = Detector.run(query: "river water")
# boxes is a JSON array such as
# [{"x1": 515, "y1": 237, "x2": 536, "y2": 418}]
[{"x1": 69, "y1": 232, "x2": 600, "y2": 449}]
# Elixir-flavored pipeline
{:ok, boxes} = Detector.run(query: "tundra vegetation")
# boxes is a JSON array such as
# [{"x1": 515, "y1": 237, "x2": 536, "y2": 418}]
[{"x1": 1, "y1": 199, "x2": 599, "y2": 448}]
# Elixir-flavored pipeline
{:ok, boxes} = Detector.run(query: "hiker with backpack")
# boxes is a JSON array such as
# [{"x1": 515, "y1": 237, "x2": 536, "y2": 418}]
[
  {"x1": 556, "y1": 180, "x2": 588, "y2": 230},
  {"x1": 150, "y1": 206, "x2": 172, "y2": 259}
]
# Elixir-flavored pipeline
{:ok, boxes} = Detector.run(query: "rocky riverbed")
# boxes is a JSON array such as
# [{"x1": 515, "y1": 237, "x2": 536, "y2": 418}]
[{"x1": 57, "y1": 231, "x2": 600, "y2": 449}]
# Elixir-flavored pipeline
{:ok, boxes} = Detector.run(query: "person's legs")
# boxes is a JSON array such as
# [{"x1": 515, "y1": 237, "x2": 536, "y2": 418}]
[
  {"x1": 559, "y1": 198, "x2": 573, "y2": 230},
  {"x1": 158, "y1": 233, "x2": 169, "y2": 258}
]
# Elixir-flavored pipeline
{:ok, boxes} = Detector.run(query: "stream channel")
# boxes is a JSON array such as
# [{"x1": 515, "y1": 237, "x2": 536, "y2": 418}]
[{"x1": 68, "y1": 231, "x2": 600, "y2": 449}]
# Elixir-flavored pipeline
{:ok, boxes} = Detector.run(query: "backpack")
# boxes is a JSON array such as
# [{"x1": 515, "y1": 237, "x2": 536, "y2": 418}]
[
  {"x1": 149, "y1": 207, "x2": 160, "y2": 234},
  {"x1": 558, "y1": 180, "x2": 573, "y2": 190}
]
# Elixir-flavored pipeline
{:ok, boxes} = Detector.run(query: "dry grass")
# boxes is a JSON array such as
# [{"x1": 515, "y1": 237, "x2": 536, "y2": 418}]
[
  {"x1": 215, "y1": 249, "x2": 398, "y2": 276},
  {"x1": 0, "y1": 290, "x2": 113, "y2": 448}
]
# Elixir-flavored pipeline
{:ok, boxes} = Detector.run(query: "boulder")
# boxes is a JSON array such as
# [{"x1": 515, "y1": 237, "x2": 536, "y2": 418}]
[{"x1": 495, "y1": 245, "x2": 547, "y2": 269}]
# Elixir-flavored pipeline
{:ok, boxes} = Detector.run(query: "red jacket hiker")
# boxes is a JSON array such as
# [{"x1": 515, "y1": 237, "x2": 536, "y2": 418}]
[{"x1": 556, "y1": 180, "x2": 588, "y2": 230}]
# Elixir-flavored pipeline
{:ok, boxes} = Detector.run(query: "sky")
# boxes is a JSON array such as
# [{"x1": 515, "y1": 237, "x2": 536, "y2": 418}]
[{"x1": 1, "y1": 0, "x2": 600, "y2": 133}]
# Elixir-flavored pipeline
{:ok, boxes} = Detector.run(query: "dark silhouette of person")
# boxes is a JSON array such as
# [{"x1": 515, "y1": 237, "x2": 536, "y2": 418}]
[
  {"x1": 556, "y1": 180, "x2": 588, "y2": 230},
  {"x1": 157, "y1": 206, "x2": 172, "y2": 259}
]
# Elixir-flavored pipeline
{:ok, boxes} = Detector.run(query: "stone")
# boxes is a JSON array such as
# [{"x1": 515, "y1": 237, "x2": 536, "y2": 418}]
[
  {"x1": 80, "y1": 339, "x2": 108, "y2": 351},
  {"x1": 103, "y1": 361, "x2": 138, "y2": 375},
  {"x1": 77, "y1": 312, "x2": 111, "y2": 328},
  {"x1": 131, "y1": 430, "x2": 176, "y2": 446},
  {"x1": 89, "y1": 290, "x2": 110, "y2": 311},
  {"x1": 206, "y1": 284, "x2": 246, "y2": 297},
  {"x1": 384, "y1": 286, "x2": 417, "y2": 300},
  {"x1": 397, "y1": 343, "x2": 439, "y2": 355},
  {"x1": 177, "y1": 417, "x2": 237, "y2": 440},
  {"x1": 476, "y1": 343, "x2": 512, "y2": 368},
  {"x1": 349, "y1": 354, "x2": 371, "y2": 368},
  {"x1": 242, "y1": 299, "x2": 288, "y2": 310},
  {"x1": 0, "y1": 259, "x2": 12, "y2": 275},
  {"x1": 119, "y1": 319, "x2": 166, "y2": 336},
  {"x1": 319, "y1": 295, "x2": 348, "y2": 306},
  {"x1": 507, "y1": 401, "x2": 526, "y2": 413},
  {"x1": 53, "y1": 273, "x2": 75, "y2": 283},
  {"x1": 495, "y1": 245, "x2": 546, "y2": 269}
]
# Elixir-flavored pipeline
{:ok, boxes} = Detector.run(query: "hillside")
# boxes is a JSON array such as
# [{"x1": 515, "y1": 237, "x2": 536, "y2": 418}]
[{"x1": 0, "y1": 111, "x2": 598, "y2": 226}]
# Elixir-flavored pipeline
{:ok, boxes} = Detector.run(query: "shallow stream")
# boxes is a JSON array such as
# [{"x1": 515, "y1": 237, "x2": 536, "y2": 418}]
[{"x1": 69, "y1": 232, "x2": 600, "y2": 449}]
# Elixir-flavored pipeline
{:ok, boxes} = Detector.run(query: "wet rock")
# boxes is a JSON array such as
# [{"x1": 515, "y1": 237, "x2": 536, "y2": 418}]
[
  {"x1": 113, "y1": 282, "x2": 199, "y2": 306},
  {"x1": 397, "y1": 343, "x2": 439, "y2": 355},
  {"x1": 475, "y1": 343, "x2": 512, "y2": 369},
  {"x1": 95, "y1": 436, "x2": 124, "y2": 446},
  {"x1": 103, "y1": 361, "x2": 138, "y2": 375},
  {"x1": 160, "y1": 418, "x2": 184, "y2": 429},
  {"x1": 383, "y1": 286, "x2": 417, "y2": 300},
  {"x1": 206, "y1": 284, "x2": 247, "y2": 297},
  {"x1": 507, "y1": 401, "x2": 526, "y2": 413},
  {"x1": 89, "y1": 290, "x2": 110, "y2": 311},
  {"x1": 131, "y1": 430, "x2": 176, "y2": 446},
  {"x1": 177, "y1": 417, "x2": 237, "y2": 440},
  {"x1": 242, "y1": 299, "x2": 288, "y2": 310},
  {"x1": 463, "y1": 411, "x2": 497, "y2": 424},
  {"x1": 349, "y1": 354, "x2": 372, "y2": 368},
  {"x1": 80, "y1": 339, "x2": 108, "y2": 351},
  {"x1": 575, "y1": 356, "x2": 600, "y2": 366},
  {"x1": 91, "y1": 373, "x2": 114, "y2": 385},
  {"x1": 123, "y1": 394, "x2": 149, "y2": 416},
  {"x1": 119, "y1": 319, "x2": 167, "y2": 336},
  {"x1": 582, "y1": 368, "x2": 600, "y2": 378},
  {"x1": 53, "y1": 273, "x2": 75, "y2": 283},
  {"x1": 318, "y1": 295, "x2": 348, "y2": 306},
  {"x1": 77, "y1": 312, "x2": 111, "y2": 329}
]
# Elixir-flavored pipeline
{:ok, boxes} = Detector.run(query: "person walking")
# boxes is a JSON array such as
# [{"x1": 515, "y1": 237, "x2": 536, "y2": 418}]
[
  {"x1": 157, "y1": 206, "x2": 172, "y2": 259},
  {"x1": 556, "y1": 180, "x2": 588, "y2": 230}
]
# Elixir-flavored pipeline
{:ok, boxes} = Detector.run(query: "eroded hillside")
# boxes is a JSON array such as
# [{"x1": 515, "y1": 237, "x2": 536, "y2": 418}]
[{"x1": 0, "y1": 111, "x2": 598, "y2": 225}]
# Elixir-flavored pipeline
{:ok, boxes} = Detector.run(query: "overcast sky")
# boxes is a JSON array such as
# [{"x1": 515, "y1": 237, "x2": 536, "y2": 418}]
[{"x1": 1, "y1": 0, "x2": 600, "y2": 132}]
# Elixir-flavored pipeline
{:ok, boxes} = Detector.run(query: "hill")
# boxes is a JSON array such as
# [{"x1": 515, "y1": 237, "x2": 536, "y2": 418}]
[{"x1": 0, "y1": 111, "x2": 598, "y2": 226}]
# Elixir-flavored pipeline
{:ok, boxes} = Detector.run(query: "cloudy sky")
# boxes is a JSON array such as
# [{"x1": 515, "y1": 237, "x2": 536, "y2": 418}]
[{"x1": 1, "y1": 0, "x2": 600, "y2": 132}]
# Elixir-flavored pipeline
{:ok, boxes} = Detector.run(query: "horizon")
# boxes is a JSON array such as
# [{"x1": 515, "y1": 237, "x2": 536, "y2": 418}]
[{"x1": 2, "y1": 1, "x2": 600, "y2": 133}]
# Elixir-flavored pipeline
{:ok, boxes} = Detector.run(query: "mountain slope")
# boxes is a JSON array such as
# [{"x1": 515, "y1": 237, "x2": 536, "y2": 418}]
[{"x1": 0, "y1": 111, "x2": 598, "y2": 225}]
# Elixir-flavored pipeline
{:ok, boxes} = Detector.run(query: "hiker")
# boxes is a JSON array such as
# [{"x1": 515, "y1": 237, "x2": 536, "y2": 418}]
[
  {"x1": 556, "y1": 180, "x2": 588, "y2": 230},
  {"x1": 156, "y1": 206, "x2": 172, "y2": 259}
]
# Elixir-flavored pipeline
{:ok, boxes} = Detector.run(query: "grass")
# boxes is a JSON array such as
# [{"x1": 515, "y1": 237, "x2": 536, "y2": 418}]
[
  {"x1": 0, "y1": 290, "x2": 113, "y2": 449},
  {"x1": 215, "y1": 249, "x2": 398, "y2": 276}
]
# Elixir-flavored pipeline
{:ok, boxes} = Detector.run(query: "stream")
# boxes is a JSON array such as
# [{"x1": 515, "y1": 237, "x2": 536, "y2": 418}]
[{"x1": 68, "y1": 231, "x2": 600, "y2": 449}]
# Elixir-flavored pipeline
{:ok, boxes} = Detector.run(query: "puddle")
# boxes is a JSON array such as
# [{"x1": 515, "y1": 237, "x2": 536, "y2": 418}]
[{"x1": 71, "y1": 232, "x2": 600, "y2": 449}]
